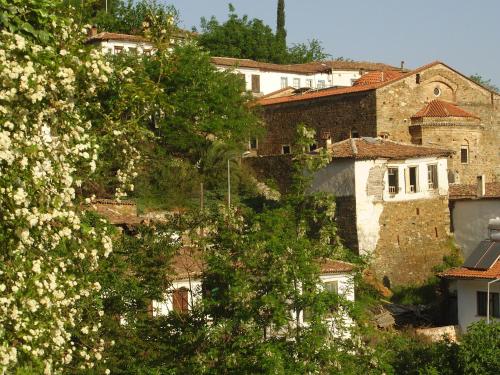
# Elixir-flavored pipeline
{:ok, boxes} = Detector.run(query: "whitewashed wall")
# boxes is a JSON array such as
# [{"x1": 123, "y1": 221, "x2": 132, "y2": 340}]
[
  {"x1": 456, "y1": 279, "x2": 500, "y2": 332},
  {"x1": 152, "y1": 278, "x2": 202, "y2": 316},
  {"x1": 96, "y1": 40, "x2": 154, "y2": 55},
  {"x1": 452, "y1": 200, "x2": 500, "y2": 258}
]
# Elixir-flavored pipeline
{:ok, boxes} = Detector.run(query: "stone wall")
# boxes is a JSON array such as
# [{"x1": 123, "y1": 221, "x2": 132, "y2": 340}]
[
  {"x1": 335, "y1": 196, "x2": 358, "y2": 252},
  {"x1": 371, "y1": 197, "x2": 451, "y2": 286},
  {"x1": 257, "y1": 90, "x2": 377, "y2": 155},
  {"x1": 242, "y1": 155, "x2": 293, "y2": 194},
  {"x1": 376, "y1": 63, "x2": 500, "y2": 184}
]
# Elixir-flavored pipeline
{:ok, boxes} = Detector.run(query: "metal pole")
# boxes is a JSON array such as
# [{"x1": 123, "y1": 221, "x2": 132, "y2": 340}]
[
  {"x1": 105, "y1": 0, "x2": 108, "y2": 13},
  {"x1": 487, "y1": 278, "x2": 500, "y2": 324},
  {"x1": 227, "y1": 159, "x2": 231, "y2": 208}
]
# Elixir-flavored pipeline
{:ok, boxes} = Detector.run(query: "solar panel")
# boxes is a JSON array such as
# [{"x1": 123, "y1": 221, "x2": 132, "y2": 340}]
[
  {"x1": 476, "y1": 241, "x2": 500, "y2": 270},
  {"x1": 464, "y1": 240, "x2": 493, "y2": 268}
]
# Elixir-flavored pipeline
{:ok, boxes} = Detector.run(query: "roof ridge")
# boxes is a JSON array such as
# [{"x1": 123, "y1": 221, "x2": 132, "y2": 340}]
[{"x1": 350, "y1": 138, "x2": 358, "y2": 155}]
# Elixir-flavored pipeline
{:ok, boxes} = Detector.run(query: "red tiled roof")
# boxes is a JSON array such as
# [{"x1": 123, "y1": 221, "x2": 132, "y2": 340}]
[
  {"x1": 211, "y1": 57, "x2": 331, "y2": 74},
  {"x1": 412, "y1": 100, "x2": 480, "y2": 119},
  {"x1": 256, "y1": 82, "x2": 381, "y2": 106},
  {"x1": 353, "y1": 70, "x2": 405, "y2": 86},
  {"x1": 170, "y1": 247, "x2": 204, "y2": 280},
  {"x1": 318, "y1": 259, "x2": 355, "y2": 274},
  {"x1": 326, "y1": 60, "x2": 400, "y2": 71},
  {"x1": 86, "y1": 32, "x2": 149, "y2": 44},
  {"x1": 440, "y1": 260, "x2": 500, "y2": 280},
  {"x1": 449, "y1": 183, "x2": 500, "y2": 200},
  {"x1": 87, "y1": 199, "x2": 141, "y2": 225},
  {"x1": 328, "y1": 137, "x2": 453, "y2": 160}
]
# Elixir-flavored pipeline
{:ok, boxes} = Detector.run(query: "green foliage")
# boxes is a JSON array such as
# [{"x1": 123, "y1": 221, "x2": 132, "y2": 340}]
[
  {"x1": 470, "y1": 74, "x2": 499, "y2": 92},
  {"x1": 197, "y1": 5, "x2": 330, "y2": 64},
  {"x1": 459, "y1": 321, "x2": 500, "y2": 374}
]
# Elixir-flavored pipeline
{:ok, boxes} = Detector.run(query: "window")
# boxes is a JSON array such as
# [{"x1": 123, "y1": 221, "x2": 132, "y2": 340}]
[
  {"x1": 293, "y1": 78, "x2": 300, "y2": 89},
  {"x1": 172, "y1": 288, "x2": 189, "y2": 314},
  {"x1": 143, "y1": 49, "x2": 152, "y2": 56},
  {"x1": 309, "y1": 143, "x2": 317, "y2": 152},
  {"x1": 237, "y1": 73, "x2": 246, "y2": 86},
  {"x1": 249, "y1": 137, "x2": 258, "y2": 150},
  {"x1": 251, "y1": 74, "x2": 261, "y2": 93},
  {"x1": 114, "y1": 46, "x2": 124, "y2": 54},
  {"x1": 128, "y1": 47, "x2": 137, "y2": 54},
  {"x1": 305, "y1": 79, "x2": 313, "y2": 88},
  {"x1": 427, "y1": 164, "x2": 438, "y2": 190},
  {"x1": 323, "y1": 280, "x2": 339, "y2": 294},
  {"x1": 317, "y1": 80, "x2": 326, "y2": 89},
  {"x1": 434, "y1": 86, "x2": 441, "y2": 97},
  {"x1": 460, "y1": 144, "x2": 469, "y2": 164},
  {"x1": 280, "y1": 77, "x2": 288, "y2": 89},
  {"x1": 477, "y1": 291, "x2": 500, "y2": 317},
  {"x1": 416, "y1": 73, "x2": 421, "y2": 84},
  {"x1": 350, "y1": 128, "x2": 359, "y2": 138},
  {"x1": 282, "y1": 144, "x2": 291, "y2": 154},
  {"x1": 407, "y1": 166, "x2": 418, "y2": 193},
  {"x1": 388, "y1": 168, "x2": 399, "y2": 194}
]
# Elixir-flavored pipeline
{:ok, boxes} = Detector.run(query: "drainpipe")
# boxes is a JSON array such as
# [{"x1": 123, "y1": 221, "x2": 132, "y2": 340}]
[{"x1": 487, "y1": 278, "x2": 500, "y2": 324}]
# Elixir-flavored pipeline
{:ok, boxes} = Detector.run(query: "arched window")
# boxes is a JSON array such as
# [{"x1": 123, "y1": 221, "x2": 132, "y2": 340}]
[
  {"x1": 460, "y1": 141, "x2": 469, "y2": 164},
  {"x1": 350, "y1": 128, "x2": 360, "y2": 138}
]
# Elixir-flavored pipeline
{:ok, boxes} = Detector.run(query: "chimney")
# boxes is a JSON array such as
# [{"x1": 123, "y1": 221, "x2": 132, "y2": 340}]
[
  {"x1": 477, "y1": 175, "x2": 486, "y2": 197},
  {"x1": 488, "y1": 217, "x2": 500, "y2": 241},
  {"x1": 400, "y1": 60, "x2": 405, "y2": 70},
  {"x1": 88, "y1": 25, "x2": 98, "y2": 37},
  {"x1": 359, "y1": 68, "x2": 365, "y2": 76}
]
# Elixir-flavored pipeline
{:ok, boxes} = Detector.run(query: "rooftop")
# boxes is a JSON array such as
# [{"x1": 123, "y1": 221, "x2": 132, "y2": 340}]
[
  {"x1": 411, "y1": 100, "x2": 480, "y2": 120},
  {"x1": 440, "y1": 261, "x2": 500, "y2": 280},
  {"x1": 328, "y1": 137, "x2": 453, "y2": 160},
  {"x1": 318, "y1": 259, "x2": 355, "y2": 274},
  {"x1": 86, "y1": 32, "x2": 149, "y2": 44},
  {"x1": 170, "y1": 247, "x2": 204, "y2": 280},
  {"x1": 449, "y1": 183, "x2": 500, "y2": 200},
  {"x1": 211, "y1": 57, "x2": 332, "y2": 74},
  {"x1": 353, "y1": 70, "x2": 405, "y2": 86}
]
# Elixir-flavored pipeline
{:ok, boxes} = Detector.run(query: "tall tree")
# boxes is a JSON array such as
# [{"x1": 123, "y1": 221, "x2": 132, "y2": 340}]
[{"x1": 276, "y1": 0, "x2": 287, "y2": 57}]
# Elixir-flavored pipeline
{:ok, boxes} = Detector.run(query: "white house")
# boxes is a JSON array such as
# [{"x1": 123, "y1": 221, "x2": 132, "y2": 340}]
[
  {"x1": 310, "y1": 137, "x2": 454, "y2": 285},
  {"x1": 212, "y1": 57, "x2": 400, "y2": 96},
  {"x1": 441, "y1": 218, "x2": 500, "y2": 332}
]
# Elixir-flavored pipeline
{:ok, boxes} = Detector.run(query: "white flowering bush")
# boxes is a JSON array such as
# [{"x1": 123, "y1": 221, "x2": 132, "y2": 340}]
[{"x1": 0, "y1": 10, "x2": 142, "y2": 373}]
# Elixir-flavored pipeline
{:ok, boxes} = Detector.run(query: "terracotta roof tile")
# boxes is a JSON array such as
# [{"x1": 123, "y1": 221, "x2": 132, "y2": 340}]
[
  {"x1": 257, "y1": 61, "x2": 500, "y2": 107},
  {"x1": 211, "y1": 57, "x2": 331, "y2": 74},
  {"x1": 318, "y1": 259, "x2": 355, "y2": 274},
  {"x1": 326, "y1": 60, "x2": 400, "y2": 71},
  {"x1": 449, "y1": 183, "x2": 500, "y2": 200},
  {"x1": 328, "y1": 137, "x2": 453, "y2": 160},
  {"x1": 86, "y1": 32, "x2": 148, "y2": 44},
  {"x1": 256, "y1": 82, "x2": 381, "y2": 106},
  {"x1": 170, "y1": 247, "x2": 204, "y2": 280},
  {"x1": 353, "y1": 70, "x2": 405, "y2": 86},
  {"x1": 412, "y1": 100, "x2": 480, "y2": 119},
  {"x1": 440, "y1": 260, "x2": 500, "y2": 280},
  {"x1": 87, "y1": 199, "x2": 141, "y2": 225}
]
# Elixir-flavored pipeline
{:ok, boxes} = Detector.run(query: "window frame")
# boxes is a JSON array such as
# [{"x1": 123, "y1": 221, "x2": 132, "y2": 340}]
[
  {"x1": 407, "y1": 166, "x2": 418, "y2": 193},
  {"x1": 251, "y1": 74, "x2": 261, "y2": 93},
  {"x1": 460, "y1": 145, "x2": 469, "y2": 164},
  {"x1": 172, "y1": 287, "x2": 189, "y2": 314},
  {"x1": 281, "y1": 144, "x2": 291, "y2": 155},
  {"x1": 317, "y1": 80, "x2": 326, "y2": 89},
  {"x1": 388, "y1": 167, "x2": 399, "y2": 195},
  {"x1": 280, "y1": 76, "x2": 288, "y2": 89},
  {"x1": 249, "y1": 137, "x2": 258, "y2": 150},
  {"x1": 427, "y1": 164, "x2": 439, "y2": 190},
  {"x1": 477, "y1": 291, "x2": 500, "y2": 318}
]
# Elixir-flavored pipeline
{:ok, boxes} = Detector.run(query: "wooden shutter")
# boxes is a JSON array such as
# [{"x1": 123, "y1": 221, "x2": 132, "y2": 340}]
[
  {"x1": 251, "y1": 74, "x2": 260, "y2": 93},
  {"x1": 172, "y1": 288, "x2": 189, "y2": 313}
]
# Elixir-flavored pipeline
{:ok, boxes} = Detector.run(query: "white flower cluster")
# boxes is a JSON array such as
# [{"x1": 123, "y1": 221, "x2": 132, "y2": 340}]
[{"x1": 0, "y1": 26, "x2": 122, "y2": 373}]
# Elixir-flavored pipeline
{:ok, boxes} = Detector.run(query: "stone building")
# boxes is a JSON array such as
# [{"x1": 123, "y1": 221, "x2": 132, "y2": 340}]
[
  {"x1": 310, "y1": 137, "x2": 453, "y2": 286},
  {"x1": 254, "y1": 61, "x2": 500, "y2": 185}
]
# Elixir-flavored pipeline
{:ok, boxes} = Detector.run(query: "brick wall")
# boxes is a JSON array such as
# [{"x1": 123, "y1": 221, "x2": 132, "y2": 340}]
[
  {"x1": 257, "y1": 90, "x2": 377, "y2": 155},
  {"x1": 371, "y1": 197, "x2": 451, "y2": 286}
]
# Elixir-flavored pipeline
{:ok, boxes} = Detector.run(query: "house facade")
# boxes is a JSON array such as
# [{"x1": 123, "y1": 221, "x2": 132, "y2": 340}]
[
  {"x1": 310, "y1": 137, "x2": 453, "y2": 285},
  {"x1": 441, "y1": 218, "x2": 500, "y2": 332},
  {"x1": 255, "y1": 61, "x2": 500, "y2": 186},
  {"x1": 212, "y1": 57, "x2": 400, "y2": 96}
]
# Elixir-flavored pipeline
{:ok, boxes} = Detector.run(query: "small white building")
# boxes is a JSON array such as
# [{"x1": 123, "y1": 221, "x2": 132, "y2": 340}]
[
  {"x1": 441, "y1": 218, "x2": 500, "y2": 332},
  {"x1": 310, "y1": 137, "x2": 454, "y2": 285},
  {"x1": 86, "y1": 29, "x2": 155, "y2": 55}
]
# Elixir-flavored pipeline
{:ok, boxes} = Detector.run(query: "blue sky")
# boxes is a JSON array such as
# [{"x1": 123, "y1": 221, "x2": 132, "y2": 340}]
[{"x1": 166, "y1": 0, "x2": 500, "y2": 86}]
